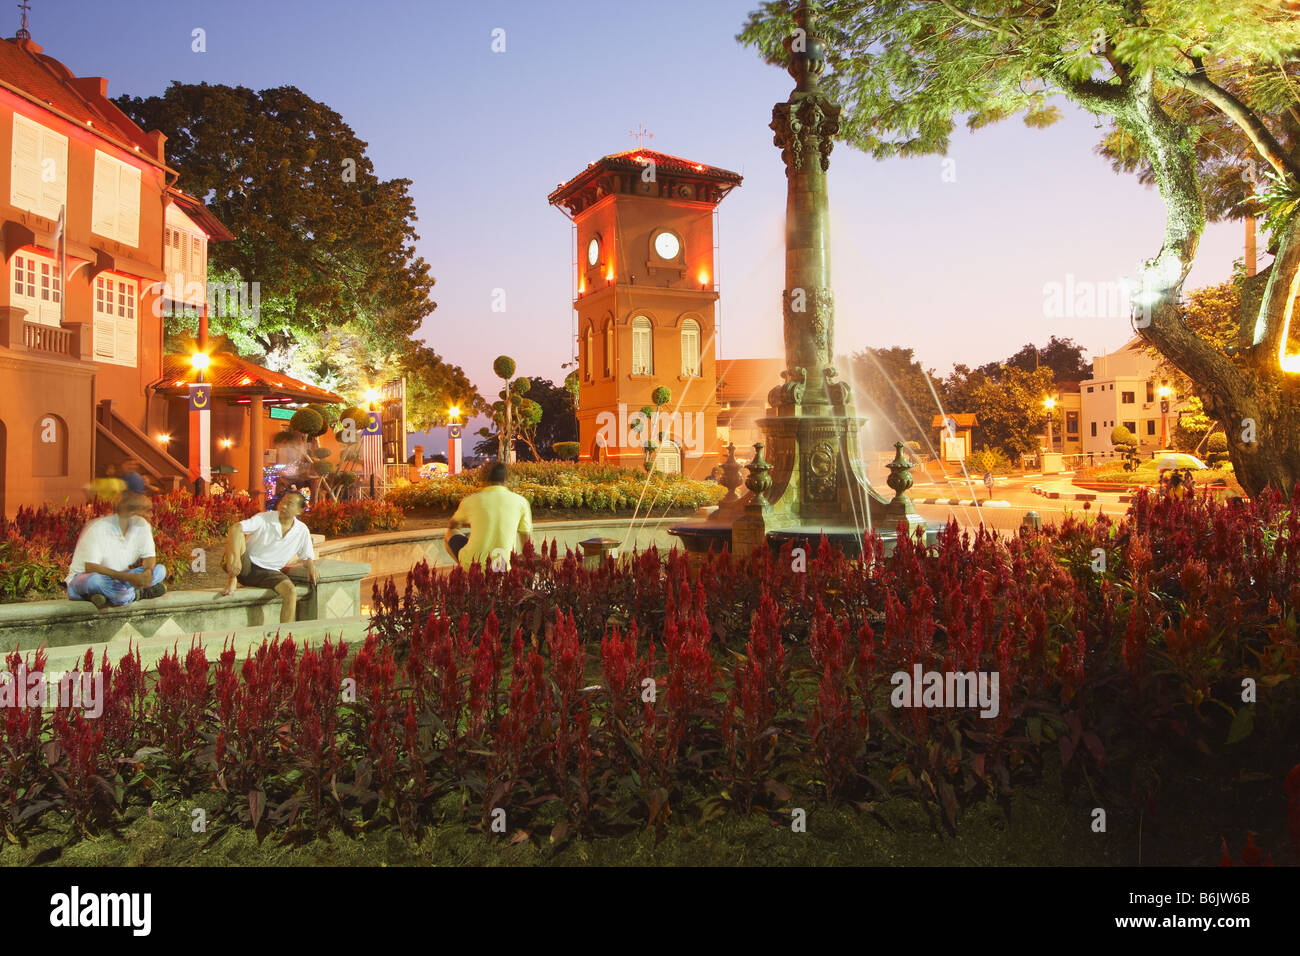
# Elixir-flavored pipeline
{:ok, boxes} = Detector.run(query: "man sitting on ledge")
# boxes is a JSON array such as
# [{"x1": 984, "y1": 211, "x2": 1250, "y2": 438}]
[
  {"x1": 444, "y1": 462, "x2": 532, "y2": 571},
  {"x1": 221, "y1": 491, "x2": 319, "y2": 623},
  {"x1": 66, "y1": 492, "x2": 168, "y2": 610}
]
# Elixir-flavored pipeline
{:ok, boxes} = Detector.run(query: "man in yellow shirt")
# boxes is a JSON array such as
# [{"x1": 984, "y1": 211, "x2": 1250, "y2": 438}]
[{"x1": 444, "y1": 463, "x2": 532, "y2": 570}]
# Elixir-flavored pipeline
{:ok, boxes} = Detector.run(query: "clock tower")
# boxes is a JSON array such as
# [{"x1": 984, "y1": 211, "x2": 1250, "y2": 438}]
[{"x1": 549, "y1": 150, "x2": 742, "y2": 478}]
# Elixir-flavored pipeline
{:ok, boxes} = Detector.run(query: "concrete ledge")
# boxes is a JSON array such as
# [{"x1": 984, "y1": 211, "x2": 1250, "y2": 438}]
[
  {"x1": 0, "y1": 558, "x2": 369, "y2": 653},
  {"x1": 40, "y1": 615, "x2": 373, "y2": 676}
]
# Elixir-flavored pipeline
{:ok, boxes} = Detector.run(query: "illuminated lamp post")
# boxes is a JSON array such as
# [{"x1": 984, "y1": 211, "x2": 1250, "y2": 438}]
[
  {"x1": 188, "y1": 349, "x2": 212, "y2": 494},
  {"x1": 1043, "y1": 396, "x2": 1056, "y2": 453},
  {"x1": 1157, "y1": 384, "x2": 1172, "y2": 449},
  {"x1": 447, "y1": 405, "x2": 463, "y2": 475}
]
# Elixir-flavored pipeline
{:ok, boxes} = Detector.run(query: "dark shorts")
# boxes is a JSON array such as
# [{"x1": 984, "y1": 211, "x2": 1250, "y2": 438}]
[
  {"x1": 448, "y1": 534, "x2": 468, "y2": 559},
  {"x1": 235, "y1": 550, "x2": 290, "y2": 589}
]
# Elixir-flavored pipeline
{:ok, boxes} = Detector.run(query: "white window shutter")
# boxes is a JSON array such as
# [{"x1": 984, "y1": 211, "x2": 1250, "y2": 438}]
[
  {"x1": 92, "y1": 152, "x2": 117, "y2": 238},
  {"x1": 116, "y1": 163, "x2": 141, "y2": 247},
  {"x1": 115, "y1": 311, "x2": 137, "y2": 368},
  {"x1": 10, "y1": 115, "x2": 41, "y2": 213},
  {"x1": 94, "y1": 314, "x2": 115, "y2": 359},
  {"x1": 38, "y1": 128, "x2": 67, "y2": 220}
]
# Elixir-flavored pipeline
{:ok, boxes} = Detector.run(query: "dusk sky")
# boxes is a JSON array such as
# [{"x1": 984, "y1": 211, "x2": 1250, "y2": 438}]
[{"x1": 32, "y1": 0, "x2": 1255, "y2": 450}]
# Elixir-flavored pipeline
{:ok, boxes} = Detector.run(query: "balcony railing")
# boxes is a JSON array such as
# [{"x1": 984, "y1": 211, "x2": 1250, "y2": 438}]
[{"x1": 23, "y1": 321, "x2": 73, "y2": 356}]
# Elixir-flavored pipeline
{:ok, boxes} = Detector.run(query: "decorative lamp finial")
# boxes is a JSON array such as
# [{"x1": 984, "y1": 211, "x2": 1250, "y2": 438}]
[{"x1": 15, "y1": 0, "x2": 31, "y2": 39}]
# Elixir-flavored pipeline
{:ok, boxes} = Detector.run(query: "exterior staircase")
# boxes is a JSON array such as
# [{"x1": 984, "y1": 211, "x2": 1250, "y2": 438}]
[{"x1": 95, "y1": 399, "x2": 188, "y2": 492}]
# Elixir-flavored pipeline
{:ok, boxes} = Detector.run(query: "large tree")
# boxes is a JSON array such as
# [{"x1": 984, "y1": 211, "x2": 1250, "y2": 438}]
[
  {"x1": 740, "y1": 1, "x2": 1300, "y2": 496},
  {"x1": 977, "y1": 336, "x2": 1091, "y2": 383},
  {"x1": 944, "y1": 363, "x2": 1060, "y2": 457},
  {"x1": 117, "y1": 82, "x2": 480, "y2": 429}
]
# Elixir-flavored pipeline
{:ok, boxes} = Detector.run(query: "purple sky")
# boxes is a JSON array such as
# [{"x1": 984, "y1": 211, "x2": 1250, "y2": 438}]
[{"x1": 32, "y1": 0, "x2": 1254, "y2": 452}]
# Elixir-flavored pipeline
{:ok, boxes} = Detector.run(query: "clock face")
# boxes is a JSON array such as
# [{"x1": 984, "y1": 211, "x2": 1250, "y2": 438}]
[
  {"x1": 654, "y1": 231, "x2": 680, "y2": 260},
  {"x1": 587, "y1": 238, "x2": 600, "y2": 266}
]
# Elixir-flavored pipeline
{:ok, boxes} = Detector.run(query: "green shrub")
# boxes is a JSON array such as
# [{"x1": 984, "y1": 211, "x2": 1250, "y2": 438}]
[
  {"x1": 386, "y1": 461, "x2": 725, "y2": 513},
  {"x1": 290, "y1": 407, "x2": 326, "y2": 438},
  {"x1": 552, "y1": 441, "x2": 580, "y2": 461}
]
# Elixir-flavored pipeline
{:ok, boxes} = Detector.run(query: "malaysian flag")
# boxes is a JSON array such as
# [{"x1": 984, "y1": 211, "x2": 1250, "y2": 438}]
[{"x1": 362, "y1": 410, "x2": 383, "y2": 494}]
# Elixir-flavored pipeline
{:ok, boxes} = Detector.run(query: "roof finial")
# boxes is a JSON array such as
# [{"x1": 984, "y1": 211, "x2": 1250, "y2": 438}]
[
  {"x1": 15, "y1": 0, "x2": 30, "y2": 39},
  {"x1": 628, "y1": 123, "x2": 654, "y2": 148}
]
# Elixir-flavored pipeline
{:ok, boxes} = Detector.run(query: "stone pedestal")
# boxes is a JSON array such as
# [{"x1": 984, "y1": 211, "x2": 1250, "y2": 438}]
[{"x1": 287, "y1": 558, "x2": 371, "y2": 621}]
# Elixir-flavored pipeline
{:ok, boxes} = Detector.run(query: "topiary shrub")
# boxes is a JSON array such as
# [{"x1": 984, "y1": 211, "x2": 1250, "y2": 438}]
[
  {"x1": 290, "y1": 407, "x2": 326, "y2": 438},
  {"x1": 552, "y1": 441, "x2": 580, "y2": 461},
  {"x1": 493, "y1": 356, "x2": 516, "y2": 380},
  {"x1": 1206, "y1": 431, "x2": 1230, "y2": 467}
]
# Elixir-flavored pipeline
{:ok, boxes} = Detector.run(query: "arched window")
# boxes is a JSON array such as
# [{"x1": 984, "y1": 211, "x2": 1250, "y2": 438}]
[
  {"x1": 632, "y1": 316, "x2": 653, "y2": 375},
  {"x1": 603, "y1": 320, "x2": 614, "y2": 377},
  {"x1": 584, "y1": 325, "x2": 594, "y2": 381},
  {"x1": 32, "y1": 413, "x2": 68, "y2": 477},
  {"x1": 654, "y1": 440, "x2": 681, "y2": 475},
  {"x1": 681, "y1": 318, "x2": 701, "y2": 377}
]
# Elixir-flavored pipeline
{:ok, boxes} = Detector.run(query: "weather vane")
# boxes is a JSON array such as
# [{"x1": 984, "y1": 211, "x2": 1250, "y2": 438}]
[
  {"x1": 628, "y1": 123, "x2": 653, "y2": 148},
  {"x1": 16, "y1": 0, "x2": 30, "y2": 39}
]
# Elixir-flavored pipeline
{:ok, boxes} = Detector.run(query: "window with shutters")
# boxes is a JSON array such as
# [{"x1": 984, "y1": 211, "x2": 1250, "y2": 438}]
[
  {"x1": 10, "y1": 252, "x2": 61, "y2": 326},
  {"x1": 631, "y1": 316, "x2": 653, "y2": 375},
  {"x1": 10, "y1": 114, "x2": 67, "y2": 221},
  {"x1": 91, "y1": 150, "x2": 141, "y2": 246},
  {"x1": 92, "y1": 274, "x2": 137, "y2": 367},
  {"x1": 680, "y1": 319, "x2": 701, "y2": 377}
]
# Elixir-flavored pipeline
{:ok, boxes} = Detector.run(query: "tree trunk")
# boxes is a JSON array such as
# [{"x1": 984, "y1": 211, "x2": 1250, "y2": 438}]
[{"x1": 1090, "y1": 73, "x2": 1300, "y2": 498}]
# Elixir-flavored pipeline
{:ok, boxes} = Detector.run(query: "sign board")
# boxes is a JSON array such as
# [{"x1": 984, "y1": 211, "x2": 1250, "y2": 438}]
[
  {"x1": 187, "y1": 384, "x2": 212, "y2": 411},
  {"x1": 270, "y1": 406, "x2": 295, "y2": 421}
]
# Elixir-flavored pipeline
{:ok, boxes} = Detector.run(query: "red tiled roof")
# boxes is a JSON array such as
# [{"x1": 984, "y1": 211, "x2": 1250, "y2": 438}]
[
  {"x1": 549, "y1": 149, "x2": 742, "y2": 206},
  {"x1": 156, "y1": 352, "x2": 344, "y2": 403},
  {"x1": 931, "y1": 413, "x2": 978, "y2": 428},
  {"x1": 0, "y1": 35, "x2": 160, "y2": 157},
  {"x1": 167, "y1": 187, "x2": 234, "y2": 242},
  {"x1": 716, "y1": 358, "x2": 784, "y2": 405}
]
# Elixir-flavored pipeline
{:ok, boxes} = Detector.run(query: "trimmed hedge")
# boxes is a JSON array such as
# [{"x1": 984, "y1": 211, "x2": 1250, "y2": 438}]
[{"x1": 387, "y1": 462, "x2": 724, "y2": 513}]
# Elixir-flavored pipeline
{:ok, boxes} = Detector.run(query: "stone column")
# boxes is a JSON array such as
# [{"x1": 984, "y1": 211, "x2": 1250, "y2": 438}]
[
  {"x1": 770, "y1": 0, "x2": 841, "y2": 409},
  {"x1": 250, "y1": 394, "x2": 265, "y2": 506}
]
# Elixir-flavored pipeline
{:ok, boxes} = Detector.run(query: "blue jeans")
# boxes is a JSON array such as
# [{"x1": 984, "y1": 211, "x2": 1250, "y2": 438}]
[{"x1": 67, "y1": 564, "x2": 167, "y2": 607}]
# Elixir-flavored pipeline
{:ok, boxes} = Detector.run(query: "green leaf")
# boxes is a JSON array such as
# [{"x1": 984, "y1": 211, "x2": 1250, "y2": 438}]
[{"x1": 1225, "y1": 705, "x2": 1254, "y2": 745}]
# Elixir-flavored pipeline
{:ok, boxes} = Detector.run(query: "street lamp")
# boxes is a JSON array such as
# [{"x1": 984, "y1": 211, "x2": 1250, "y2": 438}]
[
  {"x1": 448, "y1": 405, "x2": 461, "y2": 423},
  {"x1": 1043, "y1": 396, "x2": 1057, "y2": 452},
  {"x1": 1157, "y1": 384, "x2": 1172, "y2": 449},
  {"x1": 364, "y1": 387, "x2": 380, "y2": 408}
]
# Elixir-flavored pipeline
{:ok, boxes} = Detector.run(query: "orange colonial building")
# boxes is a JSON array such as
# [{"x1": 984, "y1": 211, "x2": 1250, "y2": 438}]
[
  {"x1": 549, "y1": 149, "x2": 741, "y2": 478},
  {"x1": 0, "y1": 28, "x2": 297, "y2": 515}
]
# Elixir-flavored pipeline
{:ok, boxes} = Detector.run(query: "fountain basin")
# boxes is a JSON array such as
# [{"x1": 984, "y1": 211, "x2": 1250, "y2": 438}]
[{"x1": 668, "y1": 521, "x2": 944, "y2": 558}]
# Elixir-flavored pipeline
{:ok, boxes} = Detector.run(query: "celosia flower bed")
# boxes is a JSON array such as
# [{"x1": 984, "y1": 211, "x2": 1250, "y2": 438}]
[
  {"x1": 387, "y1": 461, "x2": 725, "y2": 513},
  {"x1": 0, "y1": 493, "x2": 403, "y2": 601},
  {"x1": 1, "y1": 489, "x2": 1297, "y2": 857}
]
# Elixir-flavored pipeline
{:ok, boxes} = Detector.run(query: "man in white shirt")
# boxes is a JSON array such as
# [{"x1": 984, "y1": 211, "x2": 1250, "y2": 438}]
[
  {"x1": 66, "y1": 492, "x2": 167, "y2": 610},
  {"x1": 220, "y1": 490, "x2": 319, "y2": 622},
  {"x1": 444, "y1": 463, "x2": 532, "y2": 571}
]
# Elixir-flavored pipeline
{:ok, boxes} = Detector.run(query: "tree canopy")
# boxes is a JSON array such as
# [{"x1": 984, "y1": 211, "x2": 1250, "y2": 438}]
[
  {"x1": 116, "y1": 82, "x2": 481, "y2": 430},
  {"x1": 740, "y1": 0, "x2": 1300, "y2": 495}
]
